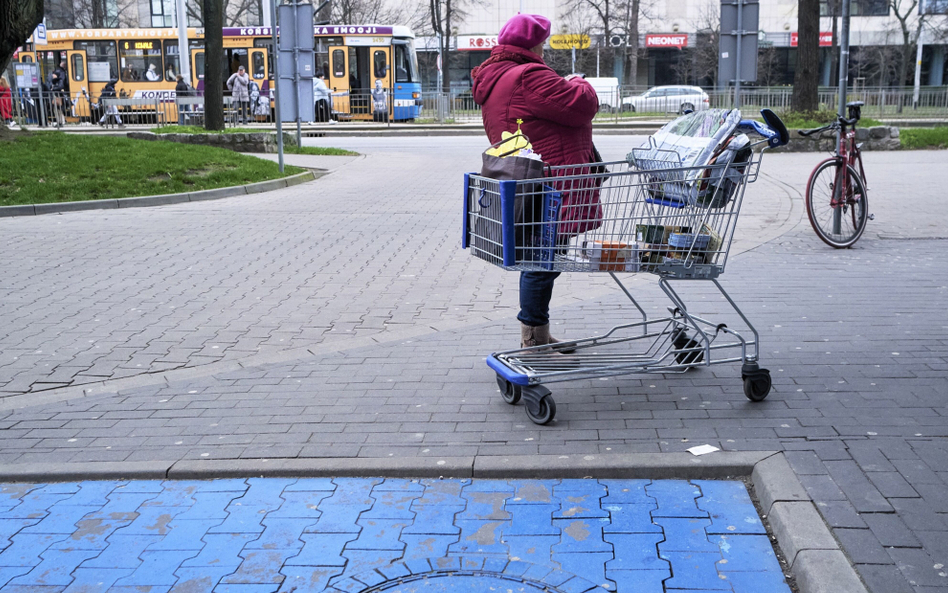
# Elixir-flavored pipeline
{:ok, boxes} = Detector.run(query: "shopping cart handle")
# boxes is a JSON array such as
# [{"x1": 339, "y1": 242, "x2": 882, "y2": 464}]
[{"x1": 737, "y1": 109, "x2": 790, "y2": 149}]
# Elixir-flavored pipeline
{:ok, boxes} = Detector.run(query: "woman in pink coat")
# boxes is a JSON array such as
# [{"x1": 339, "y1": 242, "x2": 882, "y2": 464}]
[{"x1": 472, "y1": 13, "x2": 601, "y2": 349}]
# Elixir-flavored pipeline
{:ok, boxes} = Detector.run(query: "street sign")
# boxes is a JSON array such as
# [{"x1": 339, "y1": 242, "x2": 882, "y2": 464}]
[
  {"x1": 277, "y1": 2, "x2": 315, "y2": 122},
  {"x1": 33, "y1": 23, "x2": 47, "y2": 46},
  {"x1": 718, "y1": 0, "x2": 759, "y2": 85},
  {"x1": 14, "y1": 62, "x2": 40, "y2": 88},
  {"x1": 550, "y1": 34, "x2": 591, "y2": 50}
]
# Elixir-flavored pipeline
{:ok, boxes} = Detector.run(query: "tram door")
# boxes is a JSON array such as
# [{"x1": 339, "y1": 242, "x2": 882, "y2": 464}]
[
  {"x1": 191, "y1": 49, "x2": 205, "y2": 89},
  {"x1": 328, "y1": 46, "x2": 350, "y2": 117},
  {"x1": 66, "y1": 50, "x2": 88, "y2": 120}
]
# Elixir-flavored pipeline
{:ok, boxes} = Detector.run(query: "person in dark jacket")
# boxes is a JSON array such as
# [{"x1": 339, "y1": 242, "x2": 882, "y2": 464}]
[
  {"x1": 97, "y1": 79, "x2": 123, "y2": 127},
  {"x1": 175, "y1": 74, "x2": 192, "y2": 124},
  {"x1": 49, "y1": 70, "x2": 67, "y2": 127},
  {"x1": 472, "y1": 13, "x2": 600, "y2": 349}
]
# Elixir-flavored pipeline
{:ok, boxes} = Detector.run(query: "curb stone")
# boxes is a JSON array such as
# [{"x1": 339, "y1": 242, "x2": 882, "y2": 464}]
[
  {"x1": 0, "y1": 170, "x2": 317, "y2": 218},
  {"x1": 0, "y1": 451, "x2": 867, "y2": 593}
]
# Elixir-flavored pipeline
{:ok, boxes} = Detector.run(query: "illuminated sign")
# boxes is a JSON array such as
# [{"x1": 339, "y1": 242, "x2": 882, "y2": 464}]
[
  {"x1": 123, "y1": 40, "x2": 158, "y2": 50},
  {"x1": 646, "y1": 34, "x2": 688, "y2": 48},
  {"x1": 549, "y1": 34, "x2": 591, "y2": 50},
  {"x1": 790, "y1": 32, "x2": 833, "y2": 47},
  {"x1": 458, "y1": 35, "x2": 497, "y2": 51}
]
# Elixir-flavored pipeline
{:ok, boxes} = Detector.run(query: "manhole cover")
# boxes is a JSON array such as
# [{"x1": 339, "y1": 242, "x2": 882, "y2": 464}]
[{"x1": 371, "y1": 572, "x2": 557, "y2": 592}]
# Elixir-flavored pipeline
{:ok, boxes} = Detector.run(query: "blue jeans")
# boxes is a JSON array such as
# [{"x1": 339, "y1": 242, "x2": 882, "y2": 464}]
[{"x1": 518, "y1": 271, "x2": 560, "y2": 326}]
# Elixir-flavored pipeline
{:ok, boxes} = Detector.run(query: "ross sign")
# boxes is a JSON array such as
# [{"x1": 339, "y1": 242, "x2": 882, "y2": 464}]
[
  {"x1": 790, "y1": 32, "x2": 833, "y2": 47},
  {"x1": 549, "y1": 34, "x2": 591, "y2": 50},
  {"x1": 457, "y1": 35, "x2": 497, "y2": 51},
  {"x1": 646, "y1": 34, "x2": 688, "y2": 48}
]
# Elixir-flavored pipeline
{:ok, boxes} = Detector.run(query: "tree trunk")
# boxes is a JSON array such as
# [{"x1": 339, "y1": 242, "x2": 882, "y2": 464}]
[
  {"x1": 0, "y1": 0, "x2": 44, "y2": 77},
  {"x1": 627, "y1": 0, "x2": 639, "y2": 86},
  {"x1": 441, "y1": 0, "x2": 452, "y2": 93},
  {"x1": 203, "y1": 0, "x2": 225, "y2": 130},
  {"x1": 792, "y1": 0, "x2": 820, "y2": 111}
]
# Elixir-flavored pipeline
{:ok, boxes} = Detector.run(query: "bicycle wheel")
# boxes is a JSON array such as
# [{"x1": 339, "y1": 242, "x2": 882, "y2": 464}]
[{"x1": 805, "y1": 160, "x2": 869, "y2": 248}]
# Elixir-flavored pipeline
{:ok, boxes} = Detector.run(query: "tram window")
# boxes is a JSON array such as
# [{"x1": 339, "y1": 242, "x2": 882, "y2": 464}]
[
  {"x1": 120, "y1": 39, "x2": 162, "y2": 82},
  {"x1": 394, "y1": 44, "x2": 411, "y2": 82},
  {"x1": 75, "y1": 41, "x2": 117, "y2": 82},
  {"x1": 164, "y1": 40, "x2": 181, "y2": 81},
  {"x1": 373, "y1": 50, "x2": 387, "y2": 79},
  {"x1": 22, "y1": 55, "x2": 34, "y2": 62},
  {"x1": 332, "y1": 49, "x2": 345, "y2": 78},
  {"x1": 195, "y1": 53, "x2": 205, "y2": 80},
  {"x1": 252, "y1": 52, "x2": 265, "y2": 78},
  {"x1": 71, "y1": 54, "x2": 84, "y2": 82}
]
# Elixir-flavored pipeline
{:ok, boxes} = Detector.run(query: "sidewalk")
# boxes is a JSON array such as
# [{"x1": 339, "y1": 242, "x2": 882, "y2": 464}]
[{"x1": 0, "y1": 138, "x2": 945, "y2": 592}]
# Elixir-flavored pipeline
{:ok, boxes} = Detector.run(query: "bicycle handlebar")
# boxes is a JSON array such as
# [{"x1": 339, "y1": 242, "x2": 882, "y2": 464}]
[{"x1": 798, "y1": 113, "x2": 860, "y2": 137}]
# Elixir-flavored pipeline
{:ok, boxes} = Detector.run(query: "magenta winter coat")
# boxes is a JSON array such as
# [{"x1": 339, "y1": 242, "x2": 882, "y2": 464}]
[{"x1": 472, "y1": 44, "x2": 603, "y2": 236}]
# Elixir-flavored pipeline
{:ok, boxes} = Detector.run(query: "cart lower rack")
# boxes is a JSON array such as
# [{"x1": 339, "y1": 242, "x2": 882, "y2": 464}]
[{"x1": 463, "y1": 110, "x2": 790, "y2": 424}]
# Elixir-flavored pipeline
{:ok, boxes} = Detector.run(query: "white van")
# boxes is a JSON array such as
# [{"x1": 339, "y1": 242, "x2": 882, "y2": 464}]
[{"x1": 584, "y1": 77, "x2": 620, "y2": 111}]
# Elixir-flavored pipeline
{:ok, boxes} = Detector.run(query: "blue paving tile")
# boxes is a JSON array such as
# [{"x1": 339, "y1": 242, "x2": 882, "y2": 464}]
[
  {"x1": 374, "y1": 479, "x2": 424, "y2": 493},
  {"x1": 0, "y1": 493, "x2": 77, "y2": 520},
  {"x1": 109, "y1": 587, "x2": 170, "y2": 593},
  {"x1": 360, "y1": 489, "x2": 421, "y2": 521},
  {"x1": 711, "y1": 534, "x2": 783, "y2": 573},
  {"x1": 0, "y1": 586, "x2": 64, "y2": 593},
  {"x1": 173, "y1": 492, "x2": 246, "y2": 522},
  {"x1": 18, "y1": 505, "x2": 100, "y2": 535},
  {"x1": 336, "y1": 549, "x2": 402, "y2": 580},
  {"x1": 181, "y1": 479, "x2": 250, "y2": 493},
  {"x1": 400, "y1": 504, "x2": 461, "y2": 536},
  {"x1": 59, "y1": 481, "x2": 122, "y2": 507},
  {"x1": 266, "y1": 491, "x2": 333, "y2": 520},
  {"x1": 551, "y1": 552, "x2": 615, "y2": 591},
  {"x1": 170, "y1": 566, "x2": 236, "y2": 592},
  {"x1": 0, "y1": 567, "x2": 35, "y2": 588},
  {"x1": 600, "y1": 480, "x2": 654, "y2": 505},
  {"x1": 552, "y1": 518, "x2": 612, "y2": 554},
  {"x1": 209, "y1": 478, "x2": 296, "y2": 535},
  {"x1": 603, "y1": 503, "x2": 661, "y2": 534},
  {"x1": 555, "y1": 480, "x2": 608, "y2": 496},
  {"x1": 0, "y1": 485, "x2": 42, "y2": 511},
  {"x1": 220, "y1": 549, "x2": 299, "y2": 584},
  {"x1": 7, "y1": 548, "x2": 100, "y2": 586},
  {"x1": 722, "y1": 570, "x2": 792, "y2": 593},
  {"x1": 654, "y1": 518, "x2": 719, "y2": 553},
  {"x1": 114, "y1": 503, "x2": 189, "y2": 537},
  {"x1": 138, "y1": 483, "x2": 199, "y2": 510},
  {"x1": 647, "y1": 481, "x2": 708, "y2": 519},
  {"x1": 0, "y1": 533, "x2": 67, "y2": 568},
  {"x1": 399, "y1": 534, "x2": 457, "y2": 559},
  {"x1": 79, "y1": 533, "x2": 162, "y2": 569},
  {"x1": 502, "y1": 503, "x2": 559, "y2": 536},
  {"x1": 412, "y1": 480, "x2": 469, "y2": 507},
  {"x1": 349, "y1": 519, "x2": 408, "y2": 551},
  {"x1": 560, "y1": 576, "x2": 609, "y2": 593},
  {"x1": 447, "y1": 519, "x2": 509, "y2": 555},
  {"x1": 693, "y1": 480, "x2": 766, "y2": 535},
  {"x1": 503, "y1": 534, "x2": 558, "y2": 565},
  {"x1": 604, "y1": 533, "x2": 667, "y2": 572},
  {"x1": 245, "y1": 518, "x2": 308, "y2": 551},
  {"x1": 508, "y1": 480, "x2": 558, "y2": 504},
  {"x1": 480, "y1": 556, "x2": 508, "y2": 573},
  {"x1": 277, "y1": 567, "x2": 343, "y2": 593},
  {"x1": 661, "y1": 551, "x2": 730, "y2": 590},
  {"x1": 283, "y1": 479, "x2": 336, "y2": 492},
  {"x1": 403, "y1": 557, "x2": 433, "y2": 575},
  {"x1": 110, "y1": 481, "x2": 164, "y2": 493},
  {"x1": 61, "y1": 567, "x2": 135, "y2": 593},
  {"x1": 112, "y1": 549, "x2": 197, "y2": 587},
  {"x1": 213, "y1": 584, "x2": 280, "y2": 593},
  {"x1": 607, "y1": 569, "x2": 670, "y2": 592},
  {"x1": 179, "y1": 532, "x2": 257, "y2": 569},
  {"x1": 350, "y1": 567, "x2": 388, "y2": 588},
  {"x1": 147, "y1": 518, "x2": 222, "y2": 551},
  {"x1": 458, "y1": 490, "x2": 511, "y2": 521},
  {"x1": 553, "y1": 489, "x2": 609, "y2": 520},
  {"x1": 0, "y1": 519, "x2": 42, "y2": 551},
  {"x1": 94, "y1": 490, "x2": 159, "y2": 514},
  {"x1": 284, "y1": 533, "x2": 357, "y2": 567},
  {"x1": 32, "y1": 484, "x2": 81, "y2": 495}
]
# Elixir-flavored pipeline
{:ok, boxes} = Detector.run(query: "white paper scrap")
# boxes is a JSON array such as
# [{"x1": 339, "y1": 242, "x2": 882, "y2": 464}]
[{"x1": 687, "y1": 444, "x2": 720, "y2": 456}]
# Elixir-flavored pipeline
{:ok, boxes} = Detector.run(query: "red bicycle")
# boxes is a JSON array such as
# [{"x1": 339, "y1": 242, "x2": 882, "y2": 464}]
[{"x1": 800, "y1": 101, "x2": 874, "y2": 248}]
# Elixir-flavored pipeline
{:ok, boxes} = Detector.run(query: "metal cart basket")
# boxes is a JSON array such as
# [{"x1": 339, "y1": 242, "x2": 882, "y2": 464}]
[{"x1": 462, "y1": 110, "x2": 790, "y2": 424}]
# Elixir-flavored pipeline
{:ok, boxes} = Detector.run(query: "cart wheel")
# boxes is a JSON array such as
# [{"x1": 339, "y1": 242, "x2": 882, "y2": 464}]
[
  {"x1": 496, "y1": 374, "x2": 521, "y2": 405},
  {"x1": 525, "y1": 395, "x2": 556, "y2": 425},
  {"x1": 743, "y1": 371, "x2": 772, "y2": 402}
]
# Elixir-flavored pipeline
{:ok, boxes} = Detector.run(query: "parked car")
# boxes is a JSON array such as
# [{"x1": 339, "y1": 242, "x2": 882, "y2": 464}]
[{"x1": 622, "y1": 85, "x2": 710, "y2": 114}]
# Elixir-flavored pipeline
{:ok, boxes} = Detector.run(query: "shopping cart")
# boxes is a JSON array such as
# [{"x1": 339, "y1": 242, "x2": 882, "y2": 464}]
[{"x1": 462, "y1": 109, "x2": 790, "y2": 425}]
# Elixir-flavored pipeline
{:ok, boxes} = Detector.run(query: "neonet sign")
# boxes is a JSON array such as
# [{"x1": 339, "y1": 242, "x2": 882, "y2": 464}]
[
  {"x1": 646, "y1": 34, "x2": 688, "y2": 48},
  {"x1": 791, "y1": 32, "x2": 833, "y2": 46}
]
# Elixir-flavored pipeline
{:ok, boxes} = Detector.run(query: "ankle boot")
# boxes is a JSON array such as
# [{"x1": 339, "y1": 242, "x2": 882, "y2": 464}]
[{"x1": 520, "y1": 323, "x2": 576, "y2": 353}]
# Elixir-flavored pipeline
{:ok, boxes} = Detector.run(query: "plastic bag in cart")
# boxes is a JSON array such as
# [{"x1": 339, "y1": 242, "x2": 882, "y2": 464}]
[{"x1": 627, "y1": 109, "x2": 749, "y2": 208}]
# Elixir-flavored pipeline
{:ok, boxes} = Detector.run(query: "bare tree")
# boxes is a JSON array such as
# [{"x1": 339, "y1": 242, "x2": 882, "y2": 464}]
[
  {"x1": 333, "y1": 0, "x2": 405, "y2": 24},
  {"x1": 71, "y1": 0, "x2": 137, "y2": 27},
  {"x1": 792, "y1": 0, "x2": 820, "y2": 111},
  {"x1": 889, "y1": 0, "x2": 924, "y2": 87},
  {"x1": 1, "y1": 0, "x2": 44, "y2": 78},
  {"x1": 426, "y1": 0, "x2": 481, "y2": 92},
  {"x1": 560, "y1": 0, "x2": 644, "y2": 85}
]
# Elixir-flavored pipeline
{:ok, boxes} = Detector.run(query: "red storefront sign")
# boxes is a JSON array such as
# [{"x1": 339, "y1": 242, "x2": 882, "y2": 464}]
[
  {"x1": 646, "y1": 34, "x2": 688, "y2": 48},
  {"x1": 791, "y1": 32, "x2": 833, "y2": 47},
  {"x1": 458, "y1": 35, "x2": 498, "y2": 51}
]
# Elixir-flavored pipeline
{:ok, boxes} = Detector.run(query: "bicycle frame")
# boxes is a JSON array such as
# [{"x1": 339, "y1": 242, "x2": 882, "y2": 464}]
[{"x1": 829, "y1": 125, "x2": 867, "y2": 236}]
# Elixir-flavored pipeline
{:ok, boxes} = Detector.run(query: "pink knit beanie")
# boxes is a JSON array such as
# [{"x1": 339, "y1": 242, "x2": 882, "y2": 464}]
[{"x1": 498, "y1": 14, "x2": 551, "y2": 49}]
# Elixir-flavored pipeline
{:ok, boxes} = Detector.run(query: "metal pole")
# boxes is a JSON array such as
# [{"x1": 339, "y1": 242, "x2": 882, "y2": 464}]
[
  {"x1": 572, "y1": 46, "x2": 576, "y2": 73},
  {"x1": 175, "y1": 0, "x2": 191, "y2": 84},
  {"x1": 734, "y1": 0, "x2": 743, "y2": 109},
  {"x1": 270, "y1": 0, "x2": 284, "y2": 172},
  {"x1": 836, "y1": 0, "x2": 851, "y2": 151},
  {"x1": 913, "y1": 27, "x2": 924, "y2": 109}
]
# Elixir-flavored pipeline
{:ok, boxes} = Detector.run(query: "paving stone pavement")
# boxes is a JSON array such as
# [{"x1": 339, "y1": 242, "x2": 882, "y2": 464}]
[
  {"x1": 0, "y1": 477, "x2": 789, "y2": 592},
  {"x1": 0, "y1": 138, "x2": 946, "y2": 593}
]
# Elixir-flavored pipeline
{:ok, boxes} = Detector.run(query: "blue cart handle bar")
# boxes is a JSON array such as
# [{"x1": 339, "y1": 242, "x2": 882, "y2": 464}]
[{"x1": 736, "y1": 109, "x2": 790, "y2": 149}]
